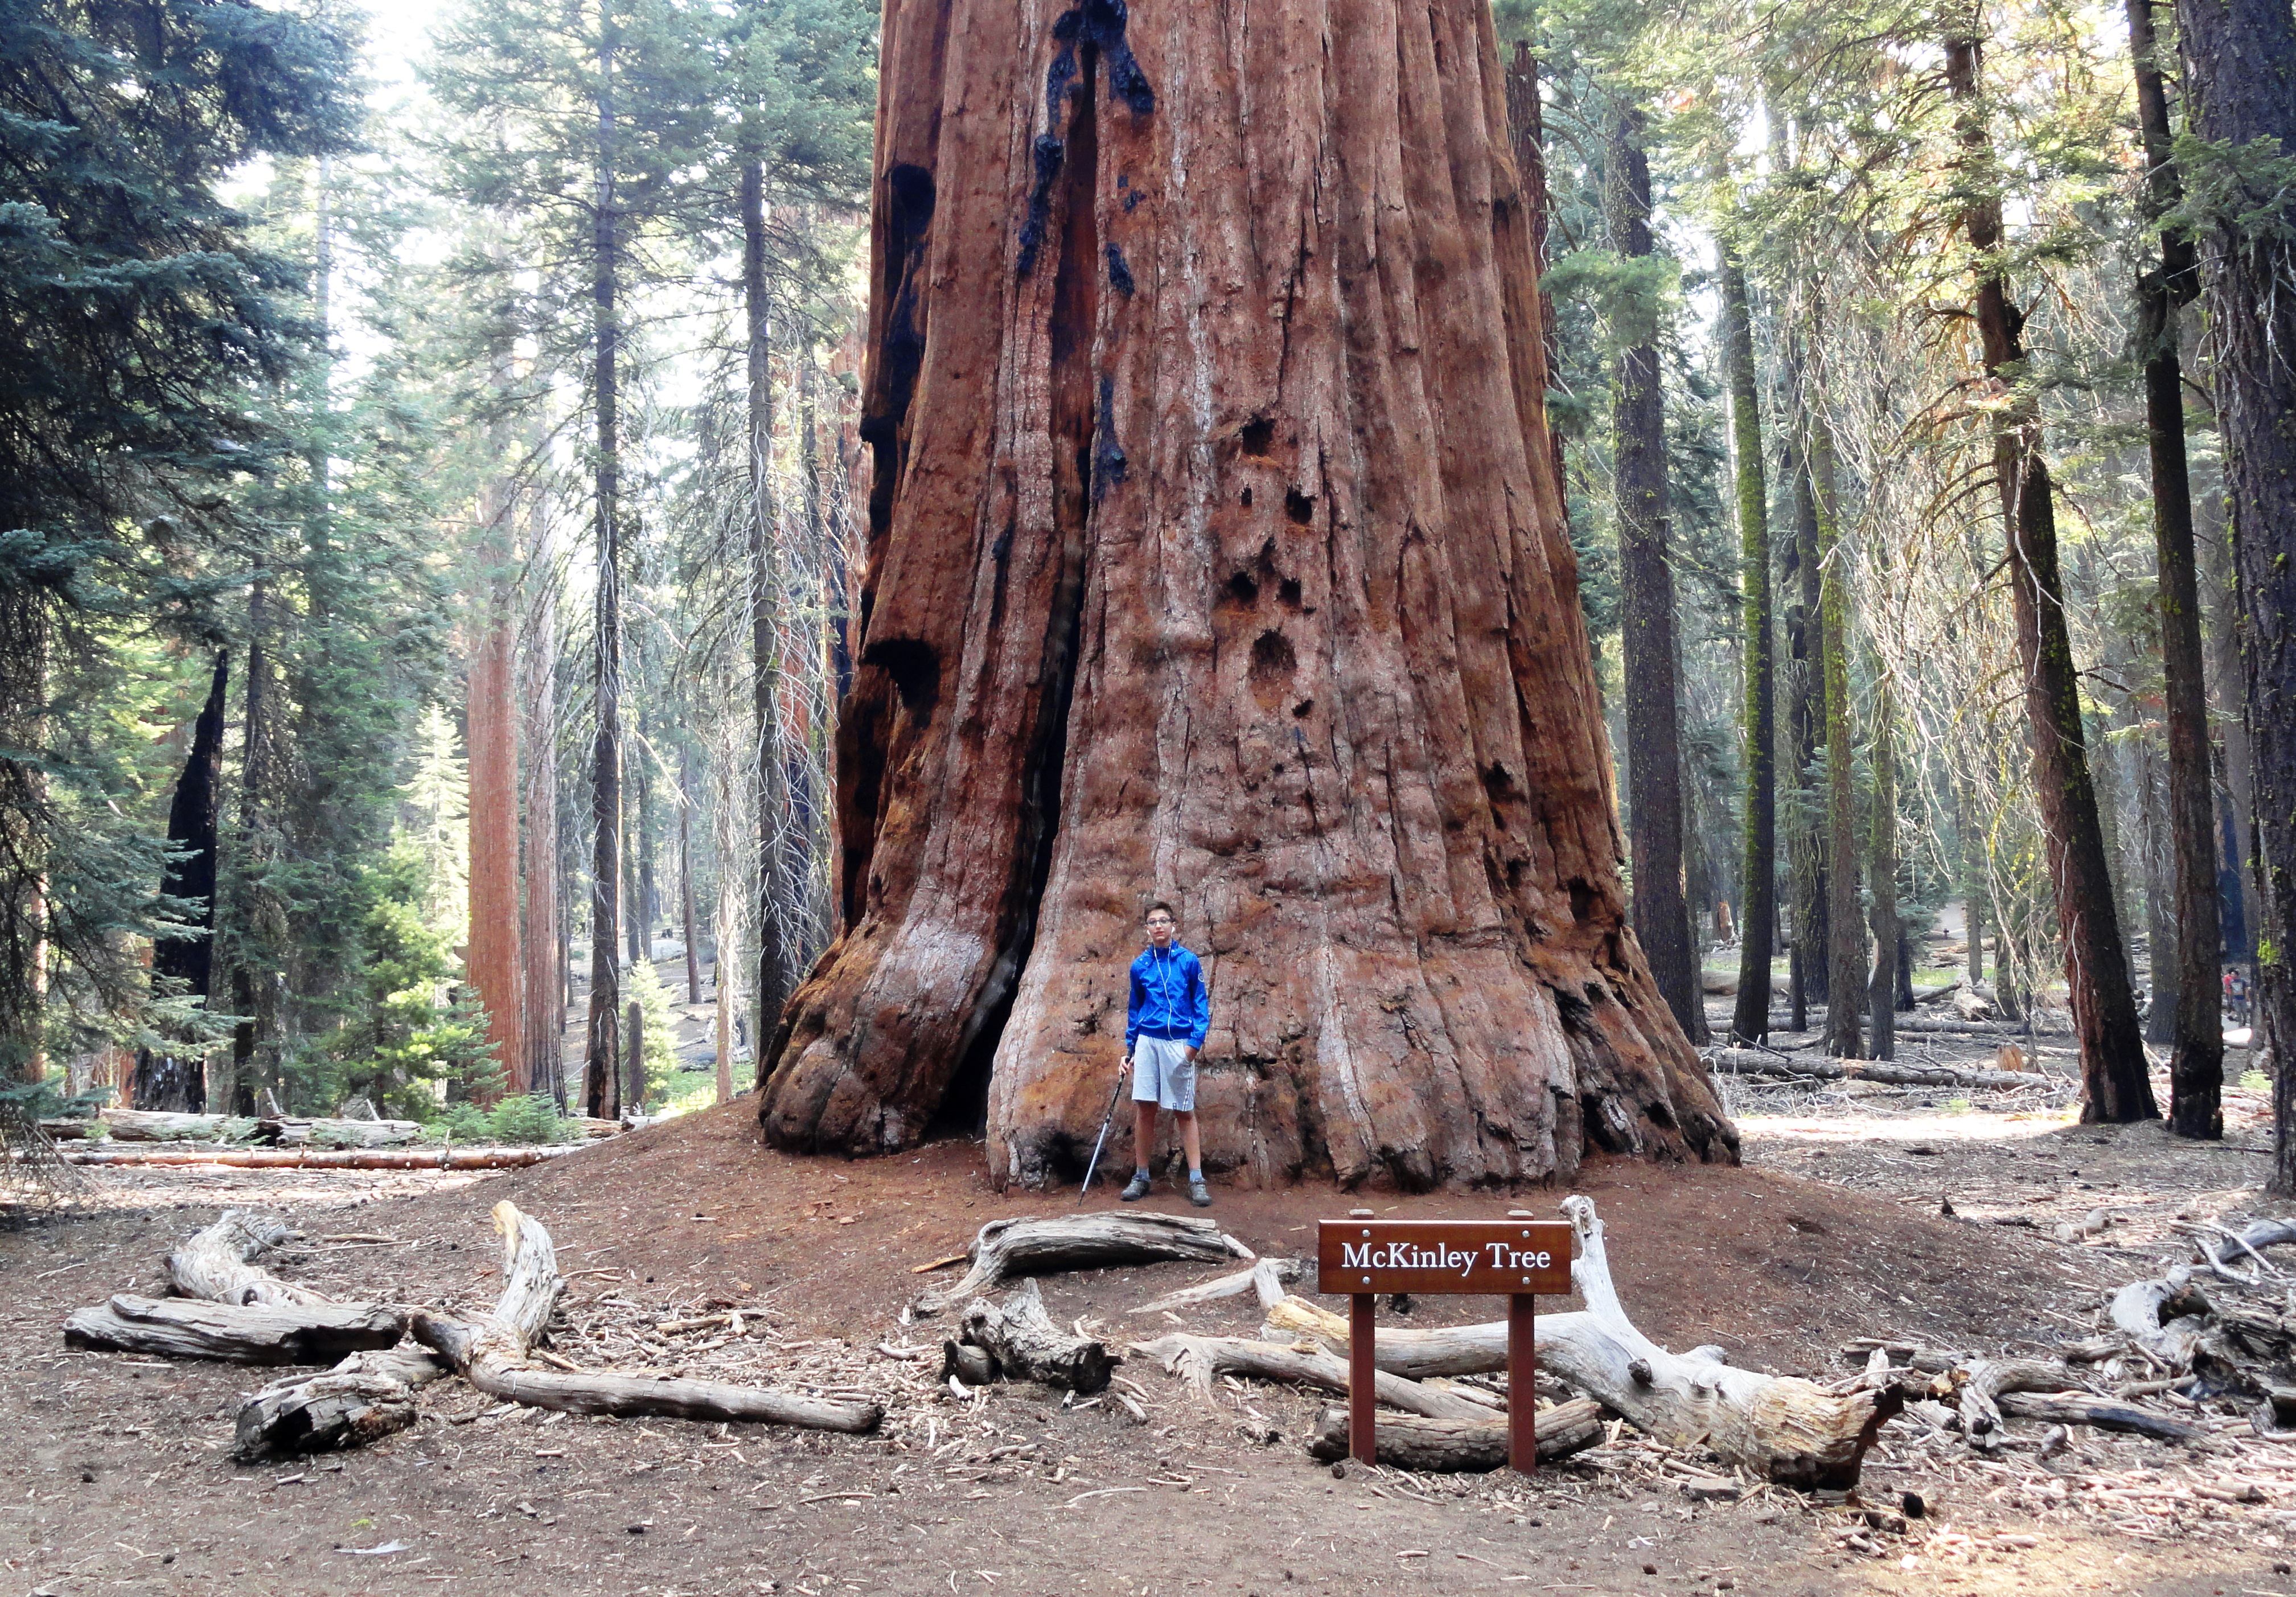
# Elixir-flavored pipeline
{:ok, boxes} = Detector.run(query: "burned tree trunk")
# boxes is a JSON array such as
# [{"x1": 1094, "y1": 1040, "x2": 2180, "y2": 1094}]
[
  {"x1": 1948, "y1": 30, "x2": 2155, "y2": 1123},
  {"x1": 139, "y1": 652, "x2": 230, "y2": 1112},
  {"x1": 761, "y1": 0, "x2": 1736, "y2": 1190}
]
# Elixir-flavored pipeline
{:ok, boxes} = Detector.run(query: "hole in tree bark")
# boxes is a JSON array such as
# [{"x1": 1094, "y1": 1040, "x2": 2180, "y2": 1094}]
[
  {"x1": 1226, "y1": 571, "x2": 1260, "y2": 605},
  {"x1": 1240, "y1": 416, "x2": 1275, "y2": 456},
  {"x1": 1249, "y1": 630, "x2": 1297, "y2": 712},
  {"x1": 1284, "y1": 488, "x2": 1314, "y2": 526}
]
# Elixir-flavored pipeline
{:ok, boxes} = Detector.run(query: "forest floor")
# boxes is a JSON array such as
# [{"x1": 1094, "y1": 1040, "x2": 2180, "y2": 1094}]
[{"x1": 6, "y1": 995, "x2": 2290, "y2": 1596}]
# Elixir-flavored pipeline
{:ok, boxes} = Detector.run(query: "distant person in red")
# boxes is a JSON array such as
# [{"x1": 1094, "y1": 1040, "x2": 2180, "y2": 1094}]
[{"x1": 1122, "y1": 901, "x2": 1211, "y2": 1206}]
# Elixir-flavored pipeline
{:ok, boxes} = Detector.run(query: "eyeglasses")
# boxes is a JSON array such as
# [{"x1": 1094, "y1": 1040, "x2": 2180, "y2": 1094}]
[{"x1": 1146, "y1": 917, "x2": 1174, "y2": 926}]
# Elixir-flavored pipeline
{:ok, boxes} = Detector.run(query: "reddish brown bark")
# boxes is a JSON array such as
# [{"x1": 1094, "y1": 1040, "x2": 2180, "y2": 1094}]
[
  {"x1": 467, "y1": 598, "x2": 523, "y2": 1101},
  {"x1": 760, "y1": 0, "x2": 1735, "y2": 1189}
]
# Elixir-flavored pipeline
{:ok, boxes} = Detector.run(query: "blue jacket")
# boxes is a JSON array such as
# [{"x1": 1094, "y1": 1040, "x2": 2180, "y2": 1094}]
[{"x1": 1127, "y1": 944, "x2": 1209, "y2": 1052}]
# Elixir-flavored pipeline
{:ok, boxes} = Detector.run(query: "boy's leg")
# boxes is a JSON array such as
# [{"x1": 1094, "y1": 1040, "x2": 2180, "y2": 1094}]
[
  {"x1": 1177, "y1": 1110, "x2": 1202, "y2": 1177},
  {"x1": 1132, "y1": 1099, "x2": 1158, "y2": 1171}
]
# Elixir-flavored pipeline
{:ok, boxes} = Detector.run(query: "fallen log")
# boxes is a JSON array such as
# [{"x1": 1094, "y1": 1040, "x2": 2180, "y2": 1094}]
[
  {"x1": 940, "y1": 1341, "x2": 996, "y2": 1386},
  {"x1": 1704, "y1": 1048, "x2": 2059, "y2": 1092},
  {"x1": 411, "y1": 1200, "x2": 880, "y2": 1433},
  {"x1": 233, "y1": 1348, "x2": 450, "y2": 1460},
  {"x1": 959, "y1": 1279, "x2": 1116, "y2": 1393},
  {"x1": 1130, "y1": 1258, "x2": 1306, "y2": 1316},
  {"x1": 1261, "y1": 1296, "x2": 1505, "y2": 1378},
  {"x1": 260, "y1": 1115, "x2": 423, "y2": 1149},
  {"x1": 48, "y1": 1144, "x2": 580, "y2": 1170},
  {"x1": 63, "y1": 1293, "x2": 406, "y2": 1364},
  {"x1": 915, "y1": 1212, "x2": 1253, "y2": 1315},
  {"x1": 1305, "y1": 1399, "x2": 1605, "y2": 1471},
  {"x1": 167, "y1": 1210, "x2": 331, "y2": 1307},
  {"x1": 1995, "y1": 1389, "x2": 2198, "y2": 1442},
  {"x1": 1275, "y1": 1197, "x2": 1890, "y2": 1487},
  {"x1": 100, "y1": 1109, "x2": 259, "y2": 1142},
  {"x1": 1130, "y1": 1333, "x2": 1504, "y2": 1422}
]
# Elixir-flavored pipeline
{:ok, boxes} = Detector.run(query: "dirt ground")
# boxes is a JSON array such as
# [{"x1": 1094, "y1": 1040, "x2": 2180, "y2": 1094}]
[{"x1": 7, "y1": 1024, "x2": 2295, "y2": 1596}]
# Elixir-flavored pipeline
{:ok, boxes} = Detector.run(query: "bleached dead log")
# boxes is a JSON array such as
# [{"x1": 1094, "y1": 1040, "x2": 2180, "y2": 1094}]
[
  {"x1": 1129, "y1": 1258, "x2": 1307, "y2": 1316},
  {"x1": 1957, "y1": 1358, "x2": 2071, "y2": 1446},
  {"x1": 167, "y1": 1210, "x2": 331, "y2": 1307},
  {"x1": 1306, "y1": 1398, "x2": 1605, "y2": 1471},
  {"x1": 63, "y1": 1293, "x2": 406, "y2": 1364},
  {"x1": 100, "y1": 1109, "x2": 257, "y2": 1142},
  {"x1": 959, "y1": 1279, "x2": 1116, "y2": 1393},
  {"x1": 53, "y1": 1145, "x2": 579, "y2": 1170},
  {"x1": 1130, "y1": 1333, "x2": 1494, "y2": 1422},
  {"x1": 2109, "y1": 1271, "x2": 2213, "y2": 1370},
  {"x1": 233, "y1": 1348, "x2": 450, "y2": 1460},
  {"x1": 260, "y1": 1116, "x2": 422, "y2": 1149},
  {"x1": 411, "y1": 1201, "x2": 880, "y2": 1434},
  {"x1": 1275, "y1": 1197, "x2": 1890, "y2": 1487},
  {"x1": 1261, "y1": 1295, "x2": 1506, "y2": 1378},
  {"x1": 940, "y1": 1341, "x2": 995, "y2": 1386},
  {"x1": 915, "y1": 1213, "x2": 1253, "y2": 1315},
  {"x1": 1704, "y1": 1048, "x2": 2053, "y2": 1091}
]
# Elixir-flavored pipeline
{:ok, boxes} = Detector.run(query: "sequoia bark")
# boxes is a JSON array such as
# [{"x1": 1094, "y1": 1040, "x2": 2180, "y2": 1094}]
[{"x1": 761, "y1": 0, "x2": 1736, "y2": 1189}]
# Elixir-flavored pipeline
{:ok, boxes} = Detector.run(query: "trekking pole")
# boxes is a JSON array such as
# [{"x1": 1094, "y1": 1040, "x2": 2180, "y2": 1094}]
[{"x1": 1078, "y1": 1058, "x2": 1130, "y2": 1205}]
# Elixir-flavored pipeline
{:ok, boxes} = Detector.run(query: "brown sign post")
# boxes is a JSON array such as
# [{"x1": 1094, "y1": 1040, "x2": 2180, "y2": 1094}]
[{"x1": 1316, "y1": 1210, "x2": 1573, "y2": 1473}]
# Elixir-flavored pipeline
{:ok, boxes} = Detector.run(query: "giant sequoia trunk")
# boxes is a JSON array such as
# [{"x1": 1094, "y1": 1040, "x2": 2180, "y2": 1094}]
[
  {"x1": 467, "y1": 584, "x2": 523, "y2": 1098},
  {"x1": 2169, "y1": 0, "x2": 2296, "y2": 1184},
  {"x1": 758, "y1": 0, "x2": 1735, "y2": 1189},
  {"x1": 1948, "y1": 31, "x2": 2155, "y2": 1123}
]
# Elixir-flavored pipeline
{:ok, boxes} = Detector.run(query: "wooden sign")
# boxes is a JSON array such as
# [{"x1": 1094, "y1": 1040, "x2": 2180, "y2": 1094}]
[
  {"x1": 1316, "y1": 1219, "x2": 1572, "y2": 1296},
  {"x1": 1317, "y1": 1212, "x2": 1575, "y2": 1476}
]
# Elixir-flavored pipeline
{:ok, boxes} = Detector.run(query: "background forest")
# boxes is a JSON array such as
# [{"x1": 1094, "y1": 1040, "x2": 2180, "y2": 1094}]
[{"x1": 1, "y1": 0, "x2": 2289, "y2": 1156}]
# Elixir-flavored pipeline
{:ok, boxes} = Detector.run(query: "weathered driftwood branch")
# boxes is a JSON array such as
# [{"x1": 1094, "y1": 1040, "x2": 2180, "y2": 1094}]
[
  {"x1": 411, "y1": 1201, "x2": 881, "y2": 1434},
  {"x1": 233, "y1": 1348, "x2": 450, "y2": 1460},
  {"x1": 167, "y1": 1210, "x2": 331, "y2": 1307},
  {"x1": 63, "y1": 1294, "x2": 406, "y2": 1364},
  {"x1": 940, "y1": 1341, "x2": 995, "y2": 1387},
  {"x1": 1129, "y1": 1258, "x2": 1306, "y2": 1316},
  {"x1": 915, "y1": 1213, "x2": 1253, "y2": 1315},
  {"x1": 1271, "y1": 1197, "x2": 1889, "y2": 1487},
  {"x1": 1995, "y1": 1389, "x2": 2198, "y2": 1442},
  {"x1": 1306, "y1": 1398, "x2": 1605, "y2": 1471},
  {"x1": 1705, "y1": 1048, "x2": 2054, "y2": 1092},
  {"x1": 959, "y1": 1280, "x2": 1116, "y2": 1393},
  {"x1": 1130, "y1": 1333, "x2": 1494, "y2": 1422}
]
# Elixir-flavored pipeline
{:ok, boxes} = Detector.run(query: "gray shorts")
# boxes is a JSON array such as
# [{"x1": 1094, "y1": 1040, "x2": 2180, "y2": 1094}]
[{"x1": 1130, "y1": 1036, "x2": 1197, "y2": 1112}]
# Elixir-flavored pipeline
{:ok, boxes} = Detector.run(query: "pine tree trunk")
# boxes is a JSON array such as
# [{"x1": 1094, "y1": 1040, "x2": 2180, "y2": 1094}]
[
  {"x1": 680, "y1": 751, "x2": 702, "y2": 1004},
  {"x1": 467, "y1": 578, "x2": 523, "y2": 1100},
  {"x1": 1813, "y1": 425, "x2": 1863, "y2": 1061},
  {"x1": 2169, "y1": 0, "x2": 2296, "y2": 1183},
  {"x1": 630, "y1": 699, "x2": 653, "y2": 966},
  {"x1": 759, "y1": 0, "x2": 1736, "y2": 1188},
  {"x1": 582, "y1": 16, "x2": 624, "y2": 1123},
  {"x1": 1504, "y1": 42, "x2": 1564, "y2": 489},
  {"x1": 1948, "y1": 30, "x2": 2155, "y2": 1123},
  {"x1": 519, "y1": 496, "x2": 562, "y2": 1103},
  {"x1": 1867, "y1": 679, "x2": 1898, "y2": 1061},
  {"x1": 0, "y1": 589, "x2": 44, "y2": 1083},
  {"x1": 1608, "y1": 107, "x2": 1706, "y2": 1048},
  {"x1": 225, "y1": 584, "x2": 279, "y2": 1116},
  {"x1": 1783, "y1": 440, "x2": 1826, "y2": 1025},
  {"x1": 626, "y1": 997, "x2": 644, "y2": 1114},
  {"x1": 1720, "y1": 250, "x2": 1775, "y2": 1046},
  {"x1": 2139, "y1": 734, "x2": 2179, "y2": 1046},
  {"x1": 2200, "y1": 498, "x2": 2259, "y2": 962},
  {"x1": 744, "y1": 159, "x2": 796, "y2": 1077},
  {"x1": 2125, "y1": 0, "x2": 2223, "y2": 1135},
  {"x1": 141, "y1": 653, "x2": 231, "y2": 1112},
  {"x1": 1954, "y1": 778, "x2": 1985, "y2": 987}
]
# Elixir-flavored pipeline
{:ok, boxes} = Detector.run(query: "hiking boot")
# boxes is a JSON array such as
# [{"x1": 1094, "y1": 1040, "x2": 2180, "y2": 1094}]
[
  {"x1": 1188, "y1": 1177, "x2": 1212, "y2": 1208},
  {"x1": 1120, "y1": 1171, "x2": 1152, "y2": 1201}
]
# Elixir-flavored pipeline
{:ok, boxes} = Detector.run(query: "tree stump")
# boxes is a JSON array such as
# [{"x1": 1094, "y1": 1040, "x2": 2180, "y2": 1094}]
[
  {"x1": 757, "y1": 0, "x2": 1737, "y2": 1192},
  {"x1": 958, "y1": 1279, "x2": 1115, "y2": 1393}
]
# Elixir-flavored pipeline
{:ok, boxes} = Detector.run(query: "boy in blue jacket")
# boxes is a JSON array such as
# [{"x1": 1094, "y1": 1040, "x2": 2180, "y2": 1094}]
[{"x1": 1123, "y1": 901, "x2": 1211, "y2": 1206}]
